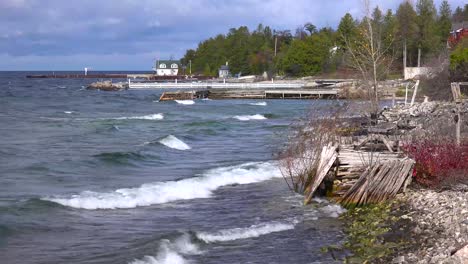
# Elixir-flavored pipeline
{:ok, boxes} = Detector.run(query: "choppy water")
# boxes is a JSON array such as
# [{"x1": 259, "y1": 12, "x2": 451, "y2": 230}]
[{"x1": 0, "y1": 72, "x2": 348, "y2": 264}]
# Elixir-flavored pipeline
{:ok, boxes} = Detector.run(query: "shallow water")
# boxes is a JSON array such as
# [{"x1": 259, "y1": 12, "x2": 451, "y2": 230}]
[{"x1": 0, "y1": 72, "x2": 347, "y2": 264}]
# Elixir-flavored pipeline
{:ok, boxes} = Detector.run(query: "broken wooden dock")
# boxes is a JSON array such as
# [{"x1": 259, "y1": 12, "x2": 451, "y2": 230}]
[{"x1": 301, "y1": 135, "x2": 415, "y2": 207}]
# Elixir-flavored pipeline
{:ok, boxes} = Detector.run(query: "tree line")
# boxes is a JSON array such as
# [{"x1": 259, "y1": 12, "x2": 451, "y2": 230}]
[{"x1": 181, "y1": 1, "x2": 468, "y2": 77}]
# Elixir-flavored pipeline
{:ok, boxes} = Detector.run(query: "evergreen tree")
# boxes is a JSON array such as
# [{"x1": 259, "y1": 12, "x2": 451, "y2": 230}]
[
  {"x1": 437, "y1": 1, "x2": 452, "y2": 45},
  {"x1": 382, "y1": 9, "x2": 398, "y2": 54},
  {"x1": 337, "y1": 13, "x2": 358, "y2": 51},
  {"x1": 452, "y1": 6, "x2": 464, "y2": 22},
  {"x1": 465, "y1": 4, "x2": 468, "y2": 21},
  {"x1": 372, "y1": 6, "x2": 384, "y2": 42},
  {"x1": 279, "y1": 31, "x2": 334, "y2": 76},
  {"x1": 396, "y1": 1, "x2": 418, "y2": 67},
  {"x1": 416, "y1": 0, "x2": 439, "y2": 64}
]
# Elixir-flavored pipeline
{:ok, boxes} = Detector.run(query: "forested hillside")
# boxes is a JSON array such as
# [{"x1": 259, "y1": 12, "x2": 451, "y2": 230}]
[{"x1": 180, "y1": 1, "x2": 467, "y2": 77}]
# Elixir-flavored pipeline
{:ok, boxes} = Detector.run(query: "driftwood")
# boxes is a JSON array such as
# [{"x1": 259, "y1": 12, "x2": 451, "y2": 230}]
[
  {"x1": 303, "y1": 143, "x2": 338, "y2": 205},
  {"x1": 340, "y1": 159, "x2": 414, "y2": 207}
]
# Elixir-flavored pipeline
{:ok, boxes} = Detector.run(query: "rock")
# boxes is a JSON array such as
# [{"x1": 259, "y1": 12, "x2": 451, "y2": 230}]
[
  {"x1": 453, "y1": 244, "x2": 468, "y2": 261},
  {"x1": 393, "y1": 256, "x2": 405, "y2": 263},
  {"x1": 87, "y1": 81, "x2": 126, "y2": 91}
]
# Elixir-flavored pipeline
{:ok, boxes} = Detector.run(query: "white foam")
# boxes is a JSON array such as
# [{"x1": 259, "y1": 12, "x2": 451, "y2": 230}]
[
  {"x1": 319, "y1": 204, "x2": 347, "y2": 218},
  {"x1": 114, "y1": 114, "x2": 164, "y2": 120},
  {"x1": 249, "y1": 102, "x2": 267, "y2": 106},
  {"x1": 64, "y1": 111, "x2": 74, "y2": 114},
  {"x1": 233, "y1": 114, "x2": 267, "y2": 121},
  {"x1": 201, "y1": 98, "x2": 212, "y2": 101},
  {"x1": 159, "y1": 135, "x2": 191, "y2": 150},
  {"x1": 42, "y1": 161, "x2": 281, "y2": 209},
  {"x1": 175, "y1": 100, "x2": 195, "y2": 105},
  {"x1": 196, "y1": 220, "x2": 297, "y2": 243},
  {"x1": 130, "y1": 234, "x2": 199, "y2": 264}
]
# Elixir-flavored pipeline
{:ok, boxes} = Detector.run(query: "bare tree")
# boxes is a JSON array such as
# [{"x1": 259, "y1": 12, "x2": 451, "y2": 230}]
[{"x1": 343, "y1": 0, "x2": 395, "y2": 115}]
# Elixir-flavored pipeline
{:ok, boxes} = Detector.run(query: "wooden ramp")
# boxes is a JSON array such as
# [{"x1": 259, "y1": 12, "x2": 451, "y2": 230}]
[{"x1": 340, "y1": 159, "x2": 414, "y2": 207}]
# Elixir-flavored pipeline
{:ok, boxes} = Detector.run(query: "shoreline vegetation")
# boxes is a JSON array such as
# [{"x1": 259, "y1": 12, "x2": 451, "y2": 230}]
[
  {"x1": 282, "y1": 101, "x2": 468, "y2": 263},
  {"x1": 262, "y1": 1, "x2": 468, "y2": 263}
]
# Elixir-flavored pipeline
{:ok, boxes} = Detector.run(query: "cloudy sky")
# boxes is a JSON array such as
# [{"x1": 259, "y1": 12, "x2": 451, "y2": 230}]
[{"x1": 0, "y1": 0, "x2": 464, "y2": 70}]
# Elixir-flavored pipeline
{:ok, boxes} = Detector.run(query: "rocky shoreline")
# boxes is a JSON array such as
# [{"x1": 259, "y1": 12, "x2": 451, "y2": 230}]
[
  {"x1": 338, "y1": 101, "x2": 468, "y2": 263},
  {"x1": 391, "y1": 189, "x2": 468, "y2": 264}
]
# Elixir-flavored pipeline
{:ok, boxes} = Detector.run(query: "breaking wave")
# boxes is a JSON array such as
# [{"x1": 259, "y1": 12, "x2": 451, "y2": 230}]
[
  {"x1": 319, "y1": 204, "x2": 347, "y2": 218},
  {"x1": 175, "y1": 100, "x2": 195, "y2": 105},
  {"x1": 233, "y1": 114, "x2": 267, "y2": 121},
  {"x1": 42, "y1": 161, "x2": 281, "y2": 209},
  {"x1": 159, "y1": 135, "x2": 191, "y2": 150},
  {"x1": 196, "y1": 219, "x2": 298, "y2": 243},
  {"x1": 130, "y1": 234, "x2": 199, "y2": 264},
  {"x1": 249, "y1": 102, "x2": 267, "y2": 106},
  {"x1": 113, "y1": 114, "x2": 164, "y2": 120}
]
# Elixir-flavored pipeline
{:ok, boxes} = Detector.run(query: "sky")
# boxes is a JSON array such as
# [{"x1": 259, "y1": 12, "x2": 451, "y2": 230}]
[{"x1": 0, "y1": 0, "x2": 465, "y2": 71}]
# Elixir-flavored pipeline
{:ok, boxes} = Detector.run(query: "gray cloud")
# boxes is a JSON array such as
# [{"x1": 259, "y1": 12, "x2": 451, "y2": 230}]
[{"x1": 0, "y1": 0, "x2": 464, "y2": 70}]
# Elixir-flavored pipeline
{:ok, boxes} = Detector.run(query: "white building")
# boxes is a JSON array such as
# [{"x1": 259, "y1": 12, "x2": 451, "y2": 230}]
[
  {"x1": 154, "y1": 60, "x2": 180, "y2": 76},
  {"x1": 218, "y1": 62, "x2": 230, "y2": 78}
]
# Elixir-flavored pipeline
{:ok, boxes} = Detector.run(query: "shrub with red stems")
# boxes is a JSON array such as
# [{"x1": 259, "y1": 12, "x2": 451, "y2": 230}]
[{"x1": 402, "y1": 140, "x2": 468, "y2": 187}]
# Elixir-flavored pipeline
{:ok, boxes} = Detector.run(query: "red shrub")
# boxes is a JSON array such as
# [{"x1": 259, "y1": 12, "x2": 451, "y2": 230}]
[{"x1": 402, "y1": 140, "x2": 468, "y2": 187}]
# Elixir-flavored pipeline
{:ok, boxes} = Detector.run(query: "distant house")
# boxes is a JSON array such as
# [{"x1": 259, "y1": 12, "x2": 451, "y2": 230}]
[
  {"x1": 448, "y1": 21, "x2": 468, "y2": 48},
  {"x1": 218, "y1": 62, "x2": 230, "y2": 78},
  {"x1": 154, "y1": 60, "x2": 180, "y2": 76}
]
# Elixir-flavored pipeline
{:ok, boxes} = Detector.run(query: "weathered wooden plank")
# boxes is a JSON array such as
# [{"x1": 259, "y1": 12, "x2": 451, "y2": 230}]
[{"x1": 304, "y1": 143, "x2": 338, "y2": 205}]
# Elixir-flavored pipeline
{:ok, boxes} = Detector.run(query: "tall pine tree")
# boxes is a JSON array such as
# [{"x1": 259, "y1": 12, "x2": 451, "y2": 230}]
[
  {"x1": 396, "y1": 1, "x2": 418, "y2": 68},
  {"x1": 437, "y1": 1, "x2": 452, "y2": 46},
  {"x1": 416, "y1": 0, "x2": 439, "y2": 65}
]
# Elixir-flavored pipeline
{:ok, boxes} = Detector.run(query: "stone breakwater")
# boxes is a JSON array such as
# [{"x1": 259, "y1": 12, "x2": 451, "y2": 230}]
[
  {"x1": 381, "y1": 101, "x2": 468, "y2": 138},
  {"x1": 393, "y1": 189, "x2": 468, "y2": 264}
]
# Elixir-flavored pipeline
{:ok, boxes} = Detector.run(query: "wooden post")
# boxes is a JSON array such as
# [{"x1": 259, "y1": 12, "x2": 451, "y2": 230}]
[
  {"x1": 411, "y1": 80, "x2": 419, "y2": 106},
  {"x1": 417, "y1": 47, "x2": 421, "y2": 68},
  {"x1": 403, "y1": 40, "x2": 407, "y2": 77},
  {"x1": 456, "y1": 104, "x2": 461, "y2": 146},
  {"x1": 404, "y1": 82, "x2": 409, "y2": 105}
]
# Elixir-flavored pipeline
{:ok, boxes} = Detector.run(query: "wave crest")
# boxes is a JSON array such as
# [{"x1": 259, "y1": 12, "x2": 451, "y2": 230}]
[
  {"x1": 114, "y1": 114, "x2": 164, "y2": 120},
  {"x1": 130, "y1": 234, "x2": 199, "y2": 264},
  {"x1": 196, "y1": 220, "x2": 297, "y2": 243},
  {"x1": 233, "y1": 114, "x2": 267, "y2": 121},
  {"x1": 159, "y1": 135, "x2": 191, "y2": 150},
  {"x1": 42, "y1": 161, "x2": 281, "y2": 209},
  {"x1": 175, "y1": 100, "x2": 194, "y2": 105},
  {"x1": 249, "y1": 102, "x2": 267, "y2": 106}
]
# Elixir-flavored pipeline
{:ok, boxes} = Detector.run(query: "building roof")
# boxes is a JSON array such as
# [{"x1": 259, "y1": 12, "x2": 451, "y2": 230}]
[
  {"x1": 219, "y1": 65, "x2": 229, "y2": 71},
  {"x1": 156, "y1": 60, "x2": 180, "y2": 69}
]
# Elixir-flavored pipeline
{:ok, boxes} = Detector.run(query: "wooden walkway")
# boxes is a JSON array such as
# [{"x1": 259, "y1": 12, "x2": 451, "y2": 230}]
[
  {"x1": 265, "y1": 89, "x2": 338, "y2": 99},
  {"x1": 128, "y1": 81, "x2": 306, "y2": 89}
]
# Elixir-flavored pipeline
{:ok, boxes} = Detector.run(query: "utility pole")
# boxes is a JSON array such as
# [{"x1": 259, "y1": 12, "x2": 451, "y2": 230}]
[{"x1": 274, "y1": 36, "x2": 277, "y2": 57}]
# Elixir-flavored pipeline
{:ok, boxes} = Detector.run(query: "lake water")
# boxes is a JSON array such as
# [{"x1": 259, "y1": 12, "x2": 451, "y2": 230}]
[{"x1": 0, "y1": 72, "x2": 347, "y2": 264}]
